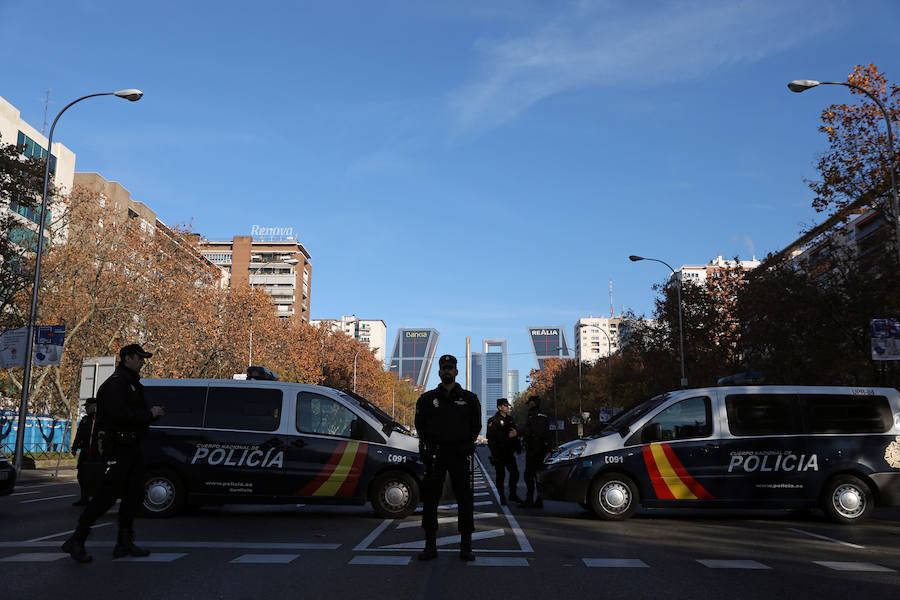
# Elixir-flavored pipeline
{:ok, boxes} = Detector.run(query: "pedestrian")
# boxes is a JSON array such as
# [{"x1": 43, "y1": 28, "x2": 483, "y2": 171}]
[
  {"x1": 71, "y1": 397, "x2": 100, "y2": 506},
  {"x1": 486, "y1": 398, "x2": 522, "y2": 506},
  {"x1": 415, "y1": 354, "x2": 481, "y2": 562},
  {"x1": 62, "y1": 344, "x2": 165, "y2": 563},
  {"x1": 519, "y1": 395, "x2": 551, "y2": 508}
]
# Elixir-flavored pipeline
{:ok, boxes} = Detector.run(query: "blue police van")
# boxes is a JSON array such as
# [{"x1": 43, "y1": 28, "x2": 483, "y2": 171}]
[
  {"x1": 139, "y1": 376, "x2": 423, "y2": 518},
  {"x1": 538, "y1": 385, "x2": 900, "y2": 524}
]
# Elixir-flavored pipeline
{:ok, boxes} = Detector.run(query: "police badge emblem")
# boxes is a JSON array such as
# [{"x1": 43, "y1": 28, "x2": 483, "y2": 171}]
[
  {"x1": 433, "y1": 398, "x2": 439, "y2": 408},
  {"x1": 885, "y1": 436, "x2": 900, "y2": 469}
]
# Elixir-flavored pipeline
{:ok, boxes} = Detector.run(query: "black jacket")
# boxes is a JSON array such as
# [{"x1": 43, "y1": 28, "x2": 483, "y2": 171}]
[
  {"x1": 521, "y1": 407, "x2": 551, "y2": 455},
  {"x1": 72, "y1": 414, "x2": 99, "y2": 463},
  {"x1": 96, "y1": 365, "x2": 155, "y2": 435},
  {"x1": 486, "y1": 411, "x2": 520, "y2": 457},
  {"x1": 415, "y1": 382, "x2": 481, "y2": 452}
]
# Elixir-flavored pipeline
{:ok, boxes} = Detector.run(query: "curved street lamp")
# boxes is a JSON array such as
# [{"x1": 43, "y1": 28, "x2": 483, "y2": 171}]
[
  {"x1": 352, "y1": 347, "x2": 363, "y2": 392},
  {"x1": 12, "y1": 90, "x2": 143, "y2": 472},
  {"x1": 629, "y1": 255, "x2": 688, "y2": 388},
  {"x1": 788, "y1": 79, "x2": 900, "y2": 264}
]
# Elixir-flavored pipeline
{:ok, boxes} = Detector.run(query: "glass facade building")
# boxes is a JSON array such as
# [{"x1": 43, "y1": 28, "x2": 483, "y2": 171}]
[
  {"x1": 388, "y1": 328, "x2": 439, "y2": 389},
  {"x1": 527, "y1": 326, "x2": 569, "y2": 370},
  {"x1": 470, "y1": 339, "x2": 508, "y2": 436}
]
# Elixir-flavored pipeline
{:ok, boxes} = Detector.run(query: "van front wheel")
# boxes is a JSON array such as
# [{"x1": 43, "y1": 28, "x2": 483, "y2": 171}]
[
  {"x1": 589, "y1": 474, "x2": 638, "y2": 521},
  {"x1": 822, "y1": 475, "x2": 873, "y2": 525},
  {"x1": 143, "y1": 469, "x2": 185, "y2": 518},
  {"x1": 371, "y1": 471, "x2": 418, "y2": 518}
]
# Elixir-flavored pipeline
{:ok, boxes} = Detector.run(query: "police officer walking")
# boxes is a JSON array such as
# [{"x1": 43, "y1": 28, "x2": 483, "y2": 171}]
[
  {"x1": 486, "y1": 398, "x2": 522, "y2": 506},
  {"x1": 71, "y1": 397, "x2": 100, "y2": 506},
  {"x1": 519, "y1": 395, "x2": 551, "y2": 508},
  {"x1": 415, "y1": 354, "x2": 482, "y2": 562},
  {"x1": 62, "y1": 344, "x2": 165, "y2": 563}
]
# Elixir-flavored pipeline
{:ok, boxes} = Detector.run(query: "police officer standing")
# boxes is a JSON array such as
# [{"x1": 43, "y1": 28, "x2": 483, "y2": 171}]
[
  {"x1": 519, "y1": 395, "x2": 550, "y2": 508},
  {"x1": 486, "y1": 398, "x2": 522, "y2": 505},
  {"x1": 71, "y1": 397, "x2": 100, "y2": 506},
  {"x1": 415, "y1": 354, "x2": 481, "y2": 562},
  {"x1": 62, "y1": 344, "x2": 165, "y2": 563}
]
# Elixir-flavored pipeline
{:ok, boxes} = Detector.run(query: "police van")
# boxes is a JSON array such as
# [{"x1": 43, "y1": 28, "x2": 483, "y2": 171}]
[
  {"x1": 139, "y1": 375, "x2": 423, "y2": 518},
  {"x1": 537, "y1": 385, "x2": 900, "y2": 524}
]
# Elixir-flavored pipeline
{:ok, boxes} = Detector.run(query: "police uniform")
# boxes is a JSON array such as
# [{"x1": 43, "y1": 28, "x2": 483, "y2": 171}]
[
  {"x1": 520, "y1": 397, "x2": 551, "y2": 508},
  {"x1": 415, "y1": 354, "x2": 481, "y2": 561},
  {"x1": 71, "y1": 399, "x2": 100, "y2": 506},
  {"x1": 486, "y1": 399, "x2": 522, "y2": 505}
]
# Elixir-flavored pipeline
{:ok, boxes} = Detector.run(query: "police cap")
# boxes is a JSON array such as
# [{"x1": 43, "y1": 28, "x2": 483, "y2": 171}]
[
  {"x1": 438, "y1": 354, "x2": 457, "y2": 368},
  {"x1": 120, "y1": 343, "x2": 152, "y2": 360},
  {"x1": 497, "y1": 398, "x2": 510, "y2": 407},
  {"x1": 527, "y1": 395, "x2": 541, "y2": 408}
]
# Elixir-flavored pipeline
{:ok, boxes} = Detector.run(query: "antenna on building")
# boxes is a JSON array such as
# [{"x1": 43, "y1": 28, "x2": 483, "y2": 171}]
[
  {"x1": 609, "y1": 277, "x2": 614, "y2": 317},
  {"x1": 41, "y1": 89, "x2": 53, "y2": 135}
]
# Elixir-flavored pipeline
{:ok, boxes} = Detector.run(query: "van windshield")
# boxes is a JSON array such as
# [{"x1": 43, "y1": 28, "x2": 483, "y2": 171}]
[
  {"x1": 600, "y1": 393, "x2": 670, "y2": 434},
  {"x1": 338, "y1": 389, "x2": 410, "y2": 435}
]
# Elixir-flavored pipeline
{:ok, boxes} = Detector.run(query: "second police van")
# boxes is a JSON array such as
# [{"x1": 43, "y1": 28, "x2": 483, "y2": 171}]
[
  {"x1": 538, "y1": 384, "x2": 900, "y2": 524},
  {"x1": 139, "y1": 372, "x2": 423, "y2": 518}
]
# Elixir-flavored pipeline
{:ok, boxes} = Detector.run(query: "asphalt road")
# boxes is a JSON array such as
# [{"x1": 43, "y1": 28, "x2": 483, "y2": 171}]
[{"x1": 2, "y1": 448, "x2": 898, "y2": 600}]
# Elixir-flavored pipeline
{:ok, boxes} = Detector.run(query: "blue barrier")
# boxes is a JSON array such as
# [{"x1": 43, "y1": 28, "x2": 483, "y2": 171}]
[{"x1": 0, "y1": 411, "x2": 72, "y2": 455}]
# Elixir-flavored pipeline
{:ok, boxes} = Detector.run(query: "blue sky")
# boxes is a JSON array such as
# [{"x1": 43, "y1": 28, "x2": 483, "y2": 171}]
[{"x1": 2, "y1": 1, "x2": 899, "y2": 392}]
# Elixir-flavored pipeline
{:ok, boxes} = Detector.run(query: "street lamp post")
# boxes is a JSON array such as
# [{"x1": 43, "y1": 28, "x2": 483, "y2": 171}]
[
  {"x1": 629, "y1": 255, "x2": 688, "y2": 388},
  {"x1": 577, "y1": 323, "x2": 613, "y2": 420},
  {"x1": 12, "y1": 90, "x2": 143, "y2": 473},
  {"x1": 352, "y1": 347, "x2": 362, "y2": 392},
  {"x1": 788, "y1": 79, "x2": 900, "y2": 264}
]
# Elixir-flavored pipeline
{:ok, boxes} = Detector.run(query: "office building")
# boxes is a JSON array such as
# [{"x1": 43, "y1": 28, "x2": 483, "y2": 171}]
[
  {"x1": 311, "y1": 314, "x2": 387, "y2": 364},
  {"x1": 470, "y1": 339, "x2": 508, "y2": 435},
  {"x1": 388, "y1": 328, "x2": 439, "y2": 389},
  {"x1": 200, "y1": 235, "x2": 312, "y2": 321},
  {"x1": 507, "y1": 369, "x2": 519, "y2": 401},
  {"x1": 527, "y1": 326, "x2": 569, "y2": 370}
]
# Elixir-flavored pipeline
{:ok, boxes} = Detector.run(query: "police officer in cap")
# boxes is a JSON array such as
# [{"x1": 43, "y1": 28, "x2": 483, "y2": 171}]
[
  {"x1": 486, "y1": 398, "x2": 522, "y2": 505},
  {"x1": 62, "y1": 344, "x2": 165, "y2": 563},
  {"x1": 519, "y1": 395, "x2": 551, "y2": 508},
  {"x1": 415, "y1": 354, "x2": 482, "y2": 562}
]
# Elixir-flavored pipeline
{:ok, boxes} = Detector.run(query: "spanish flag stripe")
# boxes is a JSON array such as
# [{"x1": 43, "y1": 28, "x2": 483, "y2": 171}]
[
  {"x1": 296, "y1": 441, "x2": 348, "y2": 496},
  {"x1": 314, "y1": 441, "x2": 360, "y2": 496},
  {"x1": 335, "y1": 442, "x2": 369, "y2": 497},
  {"x1": 650, "y1": 444, "x2": 697, "y2": 499},
  {"x1": 660, "y1": 443, "x2": 715, "y2": 500},
  {"x1": 641, "y1": 445, "x2": 675, "y2": 499}
]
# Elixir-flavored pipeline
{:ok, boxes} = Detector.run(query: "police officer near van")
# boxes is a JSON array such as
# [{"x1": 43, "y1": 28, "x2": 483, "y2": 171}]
[
  {"x1": 62, "y1": 344, "x2": 165, "y2": 563},
  {"x1": 71, "y1": 397, "x2": 100, "y2": 506},
  {"x1": 519, "y1": 395, "x2": 550, "y2": 508},
  {"x1": 486, "y1": 398, "x2": 522, "y2": 505},
  {"x1": 415, "y1": 354, "x2": 482, "y2": 562}
]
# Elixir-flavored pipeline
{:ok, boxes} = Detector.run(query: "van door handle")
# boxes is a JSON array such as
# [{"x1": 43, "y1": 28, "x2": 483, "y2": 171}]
[{"x1": 701, "y1": 444, "x2": 718, "y2": 453}]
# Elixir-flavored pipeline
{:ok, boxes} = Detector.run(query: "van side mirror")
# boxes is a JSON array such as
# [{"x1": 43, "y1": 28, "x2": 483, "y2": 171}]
[{"x1": 641, "y1": 422, "x2": 663, "y2": 444}]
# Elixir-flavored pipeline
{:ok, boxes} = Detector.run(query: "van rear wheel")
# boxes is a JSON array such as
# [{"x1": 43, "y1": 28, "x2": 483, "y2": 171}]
[
  {"x1": 821, "y1": 475, "x2": 873, "y2": 525},
  {"x1": 589, "y1": 473, "x2": 638, "y2": 521},
  {"x1": 143, "y1": 469, "x2": 185, "y2": 518},
  {"x1": 371, "y1": 471, "x2": 418, "y2": 518}
]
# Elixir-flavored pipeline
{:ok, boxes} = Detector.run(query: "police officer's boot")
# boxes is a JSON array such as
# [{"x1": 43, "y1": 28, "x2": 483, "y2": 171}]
[
  {"x1": 417, "y1": 531, "x2": 438, "y2": 561},
  {"x1": 459, "y1": 531, "x2": 475, "y2": 562},
  {"x1": 61, "y1": 525, "x2": 92, "y2": 563},
  {"x1": 518, "y1": 491, "x2": 534, "y2": 507},
  {"x1": 113, "y1": 527, "x2": 151, "y2": 558},
  {"x1": 498, "y1": 490, "x2": 507, "y2": 506},
  {"x1": 508, "y1": 488, "x2": 523, "y2": 504}
]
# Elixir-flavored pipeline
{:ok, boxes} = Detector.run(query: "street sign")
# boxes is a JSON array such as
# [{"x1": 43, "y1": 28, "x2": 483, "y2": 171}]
[{"x1": 871, "y1": 318, "x2": 900, "y2": 360}]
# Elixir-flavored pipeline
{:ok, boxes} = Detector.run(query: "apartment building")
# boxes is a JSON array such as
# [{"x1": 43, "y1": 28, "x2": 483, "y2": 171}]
[
  {"x1": 311, "y1": 314, "x2": 387, "y2": 364},
  {"x1": 574, "y1": 315, "x2": 625, "y2": 363}
]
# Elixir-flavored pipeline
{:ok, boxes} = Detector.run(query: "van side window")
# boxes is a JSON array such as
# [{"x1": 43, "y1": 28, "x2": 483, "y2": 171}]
[
  {"x1": 725, "y1": 394, "x2": 799, "y2": 436},
  {"x1": 297, "y1": 392, "x2": 356, "y2": 438},
  {"x1": 645, "y1": 396, "x2": 712, "y2": 441},
  {"x1": 801, "y1": 394, "x2": 893, "y2": 434},
  {"x1": 145, "y1": 386, "x2": 206, "y2": 428},
  {"x1": 204, "y1": 387, "x2": 282, "y2": 431}
]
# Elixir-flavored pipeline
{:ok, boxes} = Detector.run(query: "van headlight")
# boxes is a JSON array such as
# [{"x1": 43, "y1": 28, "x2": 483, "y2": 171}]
[{"x1": 544, "y1": 441, "x2": 586, "y2": 465}]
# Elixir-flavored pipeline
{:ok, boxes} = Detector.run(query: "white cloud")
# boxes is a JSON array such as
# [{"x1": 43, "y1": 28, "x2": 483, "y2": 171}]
[{"x1": 450, "y1": 0, "x2": 836, "y2": 132}]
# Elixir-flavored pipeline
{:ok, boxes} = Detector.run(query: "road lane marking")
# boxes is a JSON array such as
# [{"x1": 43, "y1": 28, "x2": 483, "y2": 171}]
[
  {"x1": 814, "y1": 561, "x2": 895, "y2": 572},
  {"x1": 395, "y1": 512, "x2": 499, "y2": 529},
  {"x1": 11, "y1": 491, "x2": 39, "y2": 497},
  {"x1": 473, "y1": 454, "x2": 533, "y2": 553},
  {"x1": 380, "y1": 529, "x2": 506, "y2": 549},
  {"x1": 26, "y1": 522, "x2": 114, "y2": 542},
  {"x1": 467, "y1": 557, "x2": 529, "y2": 566},
  {"x1": 231, "y1": 554, "x2": 300, "y2": 564},
  {"x1": 583, "y1": 558, "x2": 649, "y2": 568},
  {"x1": 0, "y1": 541, "x2": 339, "y2": 550},
  {"x1": 786, "y1": 528, "x2": 865, "y2": 549},
  {"x1": 0, "y1": 553, "x2": 68, "y2": 562},
  {"x1": 698, "y1": 559, "x2": 770, "y2": 569},
  {"x1": 114, "y1": 553, "x2": 186, "y2": 562},
  {"x1": 20, "y1": 494, "x2": 77, "y2": 504},
  {"x1": 350, "y1": 555, "x2": 411, "y2": 565}
]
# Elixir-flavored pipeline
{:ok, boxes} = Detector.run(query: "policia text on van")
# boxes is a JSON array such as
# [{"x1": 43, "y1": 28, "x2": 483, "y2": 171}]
[
  {"x1": 139, "y1": 378, "x2": 423, "y2": 518},
  {"x1": 537, "y1": 385, "x2": 900, "y2": 524}
]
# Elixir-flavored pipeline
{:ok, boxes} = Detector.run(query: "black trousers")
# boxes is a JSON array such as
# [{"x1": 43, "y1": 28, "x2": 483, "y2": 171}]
[
  {"x1": 78, "y1": 448, "x2": 143, "y2": 530},
  {"x1": 493, "y1": 452, "x2": 519, "y2": 495},
  {"x1": 421, "y1": 449, "x2": 473, "y2": 534},
  {"x1": 523, "y1": 450, "x2": 543, "y2": 500},
  {"x1": 75, "y1": 458, "x2": 103, "y2": 500}
]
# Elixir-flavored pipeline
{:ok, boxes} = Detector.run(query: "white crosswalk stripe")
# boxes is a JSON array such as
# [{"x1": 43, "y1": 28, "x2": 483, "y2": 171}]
[
  {"x1": 583, "y1": 558, "x2": 649, "y2": 568},
  {"x1": 113, "y1": 553, "x2": 186, "y2": 562},
  {"x1": 230, "y1": 554, "x2": 299, "y2": 564},
  {"x1": 814, "y1": 561, "x2": 896, "y2": 572},
  {"x1": 698, "y1": 559, "x2": 770, "y2": 569}
]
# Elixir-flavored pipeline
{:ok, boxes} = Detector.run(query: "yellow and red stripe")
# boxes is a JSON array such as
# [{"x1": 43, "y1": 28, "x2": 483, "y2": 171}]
[
  {"x1": 641, "y1": 442, "x2": 714, "y2": 500},
  {"x1": 296, "y1": 441, "x2": 369, "y2": 497}
]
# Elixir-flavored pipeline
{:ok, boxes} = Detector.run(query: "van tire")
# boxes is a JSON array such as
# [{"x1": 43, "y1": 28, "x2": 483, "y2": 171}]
[
  {"x1": 142, "y1": 469, "x2": 185, "y2": 518},
  {"x1": 589, "y1": 473, "x2": 638, "y2": 521},
  {"x1": 821, "y1": 475, "x2": 873, "y2": 525},
  {"x1": 371, "y1": 471, "x2": 418, "y2": 518}
]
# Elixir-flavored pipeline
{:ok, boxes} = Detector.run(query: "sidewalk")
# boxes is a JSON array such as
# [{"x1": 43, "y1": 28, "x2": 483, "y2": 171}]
[{"x1": 15, "y1": 464, "x2": 78, "y2": 484}]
